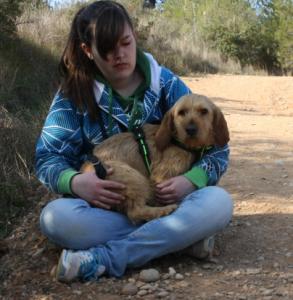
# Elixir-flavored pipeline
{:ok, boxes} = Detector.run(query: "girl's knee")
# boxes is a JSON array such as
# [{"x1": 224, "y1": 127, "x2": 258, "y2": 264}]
[
  {"x1": 40, "y1": 198, "x2": 87, "y2": 240},
  {"x1": 185, "y1": 186, "x2": 233, "y2": 223}
]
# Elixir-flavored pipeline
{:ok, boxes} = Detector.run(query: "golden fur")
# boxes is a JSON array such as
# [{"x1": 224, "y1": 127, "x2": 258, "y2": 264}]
[{"x1": 81, "y1": 94, "x2": 229, "y2": 223}]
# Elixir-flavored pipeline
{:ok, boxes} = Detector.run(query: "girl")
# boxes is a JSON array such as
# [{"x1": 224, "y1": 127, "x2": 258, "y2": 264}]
[{"x1": 36, "y1": 0, "x2": 233, "y2": 282}]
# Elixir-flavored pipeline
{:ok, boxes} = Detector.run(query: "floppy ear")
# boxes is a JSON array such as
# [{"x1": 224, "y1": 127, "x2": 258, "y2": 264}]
[
  {"x1": 213, "y1": 106, "x2": 230, "y2": 147},
  {"x1": 155, "y1": 110, "x2": 174, "y2": 151}
]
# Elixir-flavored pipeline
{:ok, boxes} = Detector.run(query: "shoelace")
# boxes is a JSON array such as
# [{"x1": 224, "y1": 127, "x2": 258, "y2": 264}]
[{"x1": 79, "y1": 252, "x2": 99, "y2": 281}]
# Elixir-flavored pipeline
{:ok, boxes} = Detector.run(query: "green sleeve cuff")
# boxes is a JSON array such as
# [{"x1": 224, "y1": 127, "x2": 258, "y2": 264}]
[
  {"x1": 184, "y1": 167, "x2": 208, "y2": 189},
  {"x1": 57, "y1": 169, "x2": 80, "y2": 195}
]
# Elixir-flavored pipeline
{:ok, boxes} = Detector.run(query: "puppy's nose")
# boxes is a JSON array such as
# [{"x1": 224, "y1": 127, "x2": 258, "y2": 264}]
[{"x1": 185, "y1": 124, "x2": 198, "y2": 137}]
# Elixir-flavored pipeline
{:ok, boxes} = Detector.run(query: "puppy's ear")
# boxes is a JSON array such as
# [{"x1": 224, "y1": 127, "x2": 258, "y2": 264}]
[
  {"x1": 213, "y1": 106, "x2": 230, "y2": 147},
  {"x1": 155, "y1": 111, "x2": 174, "y2": 151}
]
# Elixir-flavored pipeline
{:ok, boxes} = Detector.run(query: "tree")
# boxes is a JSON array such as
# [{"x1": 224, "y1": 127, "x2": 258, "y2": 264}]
[{"x1": 0, "y1": 0, "x2": 23, "y2": 38}]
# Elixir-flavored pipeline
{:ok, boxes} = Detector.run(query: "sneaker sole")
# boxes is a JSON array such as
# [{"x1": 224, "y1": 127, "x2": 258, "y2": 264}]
[{"x1": 56, "y1": 249, "x2": 69, "y2": 283}]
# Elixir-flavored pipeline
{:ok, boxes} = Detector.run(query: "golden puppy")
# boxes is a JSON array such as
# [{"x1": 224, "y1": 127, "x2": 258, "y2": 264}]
[{"x1": 82, "y1": 94, "x2": 229, "y2": 223}]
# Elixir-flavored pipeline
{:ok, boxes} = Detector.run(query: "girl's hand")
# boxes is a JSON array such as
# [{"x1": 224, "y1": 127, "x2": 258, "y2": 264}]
[
  {"x1": 71, "y1": 169, "x2": 125, "y2": 209},
  {"x1": 155, "y1": 175, "x2": 196, "y2": 205}
]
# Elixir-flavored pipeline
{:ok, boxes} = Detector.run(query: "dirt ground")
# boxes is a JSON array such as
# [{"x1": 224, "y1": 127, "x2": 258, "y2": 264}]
[{"x1": 1, "y1": 75, "x2": 292, "y2": 299}]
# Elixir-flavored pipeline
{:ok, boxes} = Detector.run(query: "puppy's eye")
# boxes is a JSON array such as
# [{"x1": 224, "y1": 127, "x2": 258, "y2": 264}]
[
  {"x1": 178, "y1": 109, "x2": 187, "y2": 116},
  {"x1": 200, "y1": 108, "x2": 209, "y2": 115}
]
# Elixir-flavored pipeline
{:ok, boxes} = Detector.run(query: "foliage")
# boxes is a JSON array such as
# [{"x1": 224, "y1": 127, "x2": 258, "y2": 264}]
[
  {"x1": 162, "y1": 0, "x2": 292, "y2": 74},
  {"x1": 0, "y1": 0, "x2": 23, "y2": 37},
  {"x1": 273, "y1": 0, "x2": 293, "y2": 74}
]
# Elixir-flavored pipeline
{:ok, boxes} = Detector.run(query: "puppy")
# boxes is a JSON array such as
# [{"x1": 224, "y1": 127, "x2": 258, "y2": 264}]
[{"x1": 82, "y1": 94, "x2": 229, "y2": 223}]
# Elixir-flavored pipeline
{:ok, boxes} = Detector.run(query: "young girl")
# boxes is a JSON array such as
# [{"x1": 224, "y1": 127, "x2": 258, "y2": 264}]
[{"x1": 36, "y1": 0, "x2": 233, "y2": 282}]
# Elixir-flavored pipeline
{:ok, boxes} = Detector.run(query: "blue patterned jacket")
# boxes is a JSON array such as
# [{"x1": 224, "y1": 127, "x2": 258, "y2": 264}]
[{"x1": 35, "y1": 53, "x2": 229, "y2": 194}]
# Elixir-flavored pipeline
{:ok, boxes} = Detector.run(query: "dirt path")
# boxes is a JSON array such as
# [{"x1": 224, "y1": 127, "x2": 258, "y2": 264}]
[{"x1": 1, "y1": 75, "x2": 292, "y2": 299}]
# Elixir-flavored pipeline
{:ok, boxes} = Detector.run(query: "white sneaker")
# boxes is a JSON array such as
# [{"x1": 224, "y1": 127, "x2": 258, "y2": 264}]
[
  {"x1": 184, "y1": 236, "x2": 215, "y2": 259},
  {"x1": 56, "y1": 249, "x2": 106, "y2": 282}
]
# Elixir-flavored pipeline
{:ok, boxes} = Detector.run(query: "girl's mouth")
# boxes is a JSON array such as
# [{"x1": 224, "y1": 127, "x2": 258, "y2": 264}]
[{"x1": 114, "y1": 63, "x2": 128, "y2": 70}]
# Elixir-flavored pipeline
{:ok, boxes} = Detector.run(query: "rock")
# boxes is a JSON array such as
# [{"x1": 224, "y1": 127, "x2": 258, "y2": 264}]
[
  {"x1": 122, "y1": 283, "x2": 138, "y2": 295},
  {"x1": 162, "y1": 273, "x2": 170, "y2": 280},
  {"x1": 175, "y1": 273, "x2": 184, "y2": 280},
  {"x1": 157, "y1": 290, "x2": 169, "y2": 298},
  {"x1": 128, "y1": 277, "x2": 136, "y2": 283},
  {"x1": 201, "y1": 263, "x2": 215, "y2": 270},
  {"x1": 261, "y1": 288, "x2": 274, "y2": 296},
  {"x1": 231, "y1": 270, "x2": 241, "y2": 276},
  {"x1": 139, "y1": 269, "x2": 160, "y2": 282},
  {"x1": 140, "y1": 284, "x2": 153, "y2": 290},
  {"x1": 168, "y1": 267, "x2": 176, "y2": 276},
  {"x1": 50, "y1": 265, "x2": 57, "y2": 277},
  {"x1": 177, "y1": 280, "x2": 190, "y2": 288},
  {"x1": 136, "y1": 281, "x2": 145, "y2": 288},
  {"x1": 137, "y1": 289, "x2": 148, "y2": 296},
  {"x1": 245, "y1": 268, "x2": 262, "y2": 275},
  {"x1": 275, "y1": 160, "x2": 284, "y2": 166}
]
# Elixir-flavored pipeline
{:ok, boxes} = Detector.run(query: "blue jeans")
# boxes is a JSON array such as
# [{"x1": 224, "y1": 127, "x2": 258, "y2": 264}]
[{"x1": 40, "y1": 186, "x2": 233, "y2": 277}]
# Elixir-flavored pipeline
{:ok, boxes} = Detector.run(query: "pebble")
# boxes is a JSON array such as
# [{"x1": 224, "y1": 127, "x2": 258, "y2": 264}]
[
  {"x1": 257, "y1": 255, "x2": 265, "y2": 261},
  {"x1": 168, "y1": 267, "x2": 176, "y2": 276},
  {"x1": 245, "y1": 268, "x2": 261, "y2": 275},
  {"x1": 275, "y1": 160, "x2": 284, "y2": 166},
  {"x1": 140, "y1": 284, "x2": 153, "y2": 290},
  {"x1": 261, "y1": 288, "x2": 274, "y2": 296},
  {"x1": 139, "y1": 269, "x2": 160, "y2": 282},
  {"x1": 231, "y1": 270, "x2": 241, "y2": 276},
  {"x1": 201, "y1": 263, "x2": 215, "y2": 270},
  {"x1": 162, "y1": 273, "x2": 170, "y2": 280},
  {"x1": 157, "y1": 290, "x2": 169, "y2": 298},
  {"x1": 177, "y1": 281, "x2": 190, "y2": 288},
  {"x1": 136, "y1": 281, "x2": 145, "y2": 288},
  {"x1": 122, "y1": 283, "x2": 138, "y2": 295},
  {"x1": 137, "y1": 289, "x2": 148, "y2": 296},
  {"x1": 175, "y1": 273, "x2": 184, "y2": 280}
]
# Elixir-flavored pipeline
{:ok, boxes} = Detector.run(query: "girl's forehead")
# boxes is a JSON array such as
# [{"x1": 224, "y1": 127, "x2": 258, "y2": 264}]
[{"x1": 119, "y1": 23, "x2": 134, "y2": 39}]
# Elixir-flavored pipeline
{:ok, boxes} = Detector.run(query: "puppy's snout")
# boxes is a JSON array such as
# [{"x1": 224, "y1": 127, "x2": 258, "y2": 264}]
[{"x1": 185, "y1": 124, "x2": 198, "y2": 137}]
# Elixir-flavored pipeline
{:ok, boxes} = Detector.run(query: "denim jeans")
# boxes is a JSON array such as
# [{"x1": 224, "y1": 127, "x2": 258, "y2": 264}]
[{"x1": 40, "y1": 186, "x2": 233, "y2": 277}]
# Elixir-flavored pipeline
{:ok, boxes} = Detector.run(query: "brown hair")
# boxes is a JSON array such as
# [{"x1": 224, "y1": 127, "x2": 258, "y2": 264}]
[{"x1": 58, "y1": 1, "x2": 133, "y2": 120}]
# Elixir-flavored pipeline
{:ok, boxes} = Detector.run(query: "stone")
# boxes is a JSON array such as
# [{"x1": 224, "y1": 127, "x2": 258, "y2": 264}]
[
  {"x1": 168, "y1": 267, "x2": 176, "y2": 276},
  {"x1": 175, "y1": 273, "x2": 184, "y2": 280},
  {"x1": 139, "y1": 269, "x2": 160, "y2": 282},
  {"x1": 157, "y1": 290, "x2": 169, "y2": 298},
  {"x1": 122, "y1": 283, "x2": 138, "y2": 295},
  {"x1": 137, "y1": 289, "x2": 148, "y2": 296}
]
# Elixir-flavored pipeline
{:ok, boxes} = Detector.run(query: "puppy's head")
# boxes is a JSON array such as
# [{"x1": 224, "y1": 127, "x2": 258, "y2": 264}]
[{"x1": 155, "y1": 94, "x2": 230, "y2": 151}]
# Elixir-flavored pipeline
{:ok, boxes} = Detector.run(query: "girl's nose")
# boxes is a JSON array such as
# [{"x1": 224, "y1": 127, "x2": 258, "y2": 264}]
[{"x1": 114, "y1": 46, "x2": 124, "y2": 60}]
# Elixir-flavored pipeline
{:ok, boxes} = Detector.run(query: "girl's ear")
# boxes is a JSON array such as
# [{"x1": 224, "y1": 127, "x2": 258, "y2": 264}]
[
  {"x1": 155, "y1": 111, "x2": 174, "y2": 151},
  {"x1": 213, "y1": 106, "x2": 230, "y2": 147},
  {"x1": 81, "y1": 43, "x2": 93, "y2": 60}
]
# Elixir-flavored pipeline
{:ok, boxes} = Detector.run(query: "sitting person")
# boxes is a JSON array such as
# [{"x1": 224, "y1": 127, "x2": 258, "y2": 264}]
[{"x1": 36, "y1": 0, "x2": 233, "y2": 282}]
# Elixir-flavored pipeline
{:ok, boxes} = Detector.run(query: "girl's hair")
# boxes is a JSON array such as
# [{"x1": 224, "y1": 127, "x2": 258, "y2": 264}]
[{"x1": 58, "y1": 1, "x2": 134, "y2": 120}]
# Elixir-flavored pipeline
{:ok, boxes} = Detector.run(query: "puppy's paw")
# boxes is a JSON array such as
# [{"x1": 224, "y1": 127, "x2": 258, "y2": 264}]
[{"x1": 162, "y1": 204, "x2": 178, "y2": 215}]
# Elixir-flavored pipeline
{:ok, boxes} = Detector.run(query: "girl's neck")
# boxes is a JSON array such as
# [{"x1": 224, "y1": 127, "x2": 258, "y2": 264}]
[{"x1": 110, "y1": 69, "x2": 143, "y2": 98}]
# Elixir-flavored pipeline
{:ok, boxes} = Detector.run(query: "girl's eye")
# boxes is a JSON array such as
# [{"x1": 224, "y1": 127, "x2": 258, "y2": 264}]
[{"x1": 122, "y1": 41, "x2": 131, "y2": 46}]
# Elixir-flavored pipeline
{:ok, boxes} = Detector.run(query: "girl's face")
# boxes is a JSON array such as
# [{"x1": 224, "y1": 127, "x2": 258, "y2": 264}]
[{"x1": 89, "y1": 23, "x2": 137, "y2": 84}]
